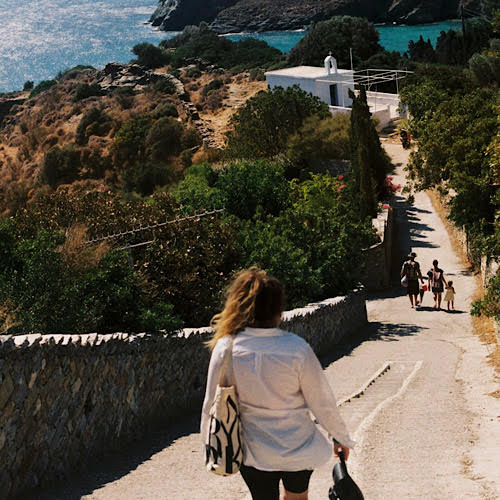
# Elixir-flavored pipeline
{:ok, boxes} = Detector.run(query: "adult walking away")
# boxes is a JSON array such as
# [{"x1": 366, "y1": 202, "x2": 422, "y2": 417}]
[
  {"x1": 201, "y1": 268, "x2": 355, "y2": 500},
  {"x1": 427, "y1": 259, "x2": 447, "y2": 309},
  {"x1": 401, "y1": 252, "x2": 425, "y2": 308}
]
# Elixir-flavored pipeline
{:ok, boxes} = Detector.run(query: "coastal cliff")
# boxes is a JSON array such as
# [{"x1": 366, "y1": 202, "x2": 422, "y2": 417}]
[{"x1": 150, "y1": 0, "x2": 481, "y2": 32}]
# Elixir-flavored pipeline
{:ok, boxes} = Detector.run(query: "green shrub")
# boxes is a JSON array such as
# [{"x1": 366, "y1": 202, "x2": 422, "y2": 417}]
[
  {"x1": 132, "y1": 42, "x2": 170, "y2": 68},
  {"x1": 152, "y1": 101, "x2": 179, "y2": 119},
  {"x1": 164, "y1": 24, "x2": 281, "y2": 70},
  {"x1": 181, "y1": 127, "x2": 202, "y2": 149},
  {"x1": 288, "y1": 16, "x2": 382, "y2": 68},
  {"x1": 73, "y1": 82, "x2": 102, "y2": 102},
  {"x1": 153, "y1": 78, "x2": 177, "y2": 94},
  {"x1": 217, "y1": 160, "x2": 291, "y2": 219},
  {"x1": 23, "y1": 81, "x2": 34, "y2": 91},
  {"x1": 249, "y1": 68, "x2": 265, "y2": 81},
  {"x1": 0, "y1": 221, "x2": 182, "y2": 334},
  {"x1": 202, "y1": 79, "x2": 224, "y2": 96},
  {"x1": 145, "y1": 117, "x2": 184, "y2": 162},
  {"x1": 29, "y1": 80, "x2": 57, "y2": 98},
  {"x1": 114, "y1": 87, "x2": 135, "y2": 109},
  {"x1": 185, "y1": 66, "x2": 202, "y2": 78},
  {"x1": 123, "y1": 162, "x2": 173, "y2": 196},
  {"x1": 113, "y1": 115, "x2": 152, "y2": 167},
  {"x1": 286, "y1": 114, "x2": 350, "y2": 167},
  {"x1": 76, "y1": 107, "x2": 113, "y2": 145},
  {"x1": 472, "y1": 271, "x2": 500, "y2": 321},
  {"x1": 171, "y1": 163, "x2": 222, "y2": 213},
  {"x1": 226, "y1": 85, "x2": 330, "y2": 159},
  {"x1": 41, "y1": 145, "x2": 81, "y2": 188}
]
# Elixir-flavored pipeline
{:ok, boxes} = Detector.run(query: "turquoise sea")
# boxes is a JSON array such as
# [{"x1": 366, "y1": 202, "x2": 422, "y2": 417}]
[
  {"x1": 0, "y1": 0, "x2": 462, "y2": 93},
  {"x1": 226, "y1": 20, "x2": 463, "y2": 54}
]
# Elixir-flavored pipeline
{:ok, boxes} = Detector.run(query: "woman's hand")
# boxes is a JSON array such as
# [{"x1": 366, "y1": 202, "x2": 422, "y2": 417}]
[{"x1": 333, "y1": 444, "x2": 350, "y2": 461}]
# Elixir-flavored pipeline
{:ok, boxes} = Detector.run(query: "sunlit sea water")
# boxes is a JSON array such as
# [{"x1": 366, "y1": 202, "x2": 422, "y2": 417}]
[{"x1": 0, "y1": 0, "x2": 462, "y2": 93}]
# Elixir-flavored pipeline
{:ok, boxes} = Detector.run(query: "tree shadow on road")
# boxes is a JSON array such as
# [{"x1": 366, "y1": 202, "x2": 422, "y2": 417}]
[
  {"x1": 27, "y1": 414, "x2": 201, "y2": 500},
  {"x1": 320, "y1": 321, "x2": 427, "y2": 368}
]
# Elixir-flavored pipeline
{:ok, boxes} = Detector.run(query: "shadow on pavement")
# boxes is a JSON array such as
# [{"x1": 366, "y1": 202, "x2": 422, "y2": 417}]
[
  {"x1": 320, "y1": 321, "x2": 426, "y2": 368},
  {"x1": 26, "y1": 414, "x2": 200, "y2": 500}
]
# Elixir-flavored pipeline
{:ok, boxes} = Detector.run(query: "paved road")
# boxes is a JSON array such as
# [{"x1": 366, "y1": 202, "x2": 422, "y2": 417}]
[{"x1": 32, "y1": 143, "x2": 500, "y2": 500}]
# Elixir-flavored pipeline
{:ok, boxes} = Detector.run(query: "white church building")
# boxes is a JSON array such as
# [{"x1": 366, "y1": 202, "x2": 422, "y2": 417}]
[{"x1": 265, "y1": 55, "x2": 410, "y2": 128}]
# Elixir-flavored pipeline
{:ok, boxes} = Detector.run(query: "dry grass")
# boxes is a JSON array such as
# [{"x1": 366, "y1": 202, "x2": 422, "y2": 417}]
[
  {"x1": 427, "y1": 189, "x2": 499, "y2": 374},
  {"x1": 57, "y1": 223, "x2": 109, "y2": 269},
  {"x1": 0, "y1": 300, "x2": 21, "y2": 334}
]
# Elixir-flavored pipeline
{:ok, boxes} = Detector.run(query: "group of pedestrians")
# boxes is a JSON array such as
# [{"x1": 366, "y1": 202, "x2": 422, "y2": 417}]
[{"x1": 400, "y1": 252, "x2": 456, "y2": 310}]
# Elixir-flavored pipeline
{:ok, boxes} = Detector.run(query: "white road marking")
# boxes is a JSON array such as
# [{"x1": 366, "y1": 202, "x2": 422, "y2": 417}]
[{"x1": 353, "y1": 360, "x2": 423, "y2": 448}]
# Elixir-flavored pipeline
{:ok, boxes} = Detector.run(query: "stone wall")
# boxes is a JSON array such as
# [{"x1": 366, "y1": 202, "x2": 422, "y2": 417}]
[
  {"x1": 360, "y1": 206, "x2": 394, "y2": 291},
  {"x1": 0, "y1": 290, "x2": 366, "y2": 499}
]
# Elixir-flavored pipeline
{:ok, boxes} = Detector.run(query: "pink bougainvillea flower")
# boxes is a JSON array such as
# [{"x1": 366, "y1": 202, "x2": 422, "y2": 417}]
[
  {"x1": 337, "y1": 175, "x2": 344, "y2": 180},
  {"x1": 337, "y1": 184, "x2": 346, "y2": 191},
  {"x1": 383, "y1": 203, "x2": 390, "y2": 209}
]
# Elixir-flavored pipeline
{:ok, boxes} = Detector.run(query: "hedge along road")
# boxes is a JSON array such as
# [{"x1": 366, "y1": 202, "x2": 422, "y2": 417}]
[{"x1": 32, "y1": 142, "x2": 500, "y2": 500}]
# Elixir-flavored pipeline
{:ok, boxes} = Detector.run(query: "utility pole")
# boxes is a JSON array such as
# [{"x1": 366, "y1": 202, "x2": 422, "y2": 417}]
[{"x1": 461, "y1": 4, "x2": 468, "y2": 65}]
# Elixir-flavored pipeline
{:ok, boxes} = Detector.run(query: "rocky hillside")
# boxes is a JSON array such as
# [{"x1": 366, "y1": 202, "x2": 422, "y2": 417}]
[{"x1": 151, "y1": 0, "x2": 481, "y2": 32}]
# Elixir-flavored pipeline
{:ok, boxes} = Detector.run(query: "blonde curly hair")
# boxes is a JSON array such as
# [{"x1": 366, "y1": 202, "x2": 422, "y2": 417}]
[{"x1": 208, "y1": 267, "x2": 284, "y2": 350}]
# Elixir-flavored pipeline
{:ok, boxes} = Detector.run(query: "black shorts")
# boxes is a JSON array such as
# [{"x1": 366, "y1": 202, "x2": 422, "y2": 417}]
[
  {"x1": 240, "y1": 464, "x2": 313, "y2": 500},
  {"x1": 407, "y1": 279, "x2": 420, "y2": 296},
  {"x1": 432, "y1": 286, "x2": 444, "y2": 293}
]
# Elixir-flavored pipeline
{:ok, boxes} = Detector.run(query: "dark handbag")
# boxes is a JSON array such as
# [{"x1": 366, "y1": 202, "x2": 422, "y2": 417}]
[{"x1": 328, "y1": 451, "x2": 364, "y2": 500}]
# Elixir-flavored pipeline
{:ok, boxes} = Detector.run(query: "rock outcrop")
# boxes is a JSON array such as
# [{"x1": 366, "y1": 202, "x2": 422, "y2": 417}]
[
  {"x1": 150, "y1": 0, "x2": 481, "y2": 33},
  {"x1": 0, "y1": 95, "x2": 26, "y2": 129},
  {"x1": 96, "y1": 62, "x2": 185, "y2": 96}
]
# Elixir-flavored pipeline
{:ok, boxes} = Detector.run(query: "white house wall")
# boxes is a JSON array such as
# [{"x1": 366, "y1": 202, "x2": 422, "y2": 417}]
[{"x1": 266, "y1": 75, "x2": 316, "y2": 96}]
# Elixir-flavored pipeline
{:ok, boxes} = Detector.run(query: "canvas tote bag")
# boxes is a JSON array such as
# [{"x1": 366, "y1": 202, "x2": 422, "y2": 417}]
[{"x1": 205, "y1": 337, "x2": 243, "y2": 476}]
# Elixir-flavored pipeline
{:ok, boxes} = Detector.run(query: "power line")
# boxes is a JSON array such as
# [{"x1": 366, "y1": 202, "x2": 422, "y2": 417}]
[{"x1": 84, "y1": 208, "x2": 225, "y2": 246}]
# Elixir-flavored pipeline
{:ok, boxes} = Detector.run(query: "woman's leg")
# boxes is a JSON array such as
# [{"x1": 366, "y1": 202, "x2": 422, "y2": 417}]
[
  {"x1": 282, "y1": 470, "x2": 313, "y2": 500},
  {"x1": 283, "y1": 490, "x2": 308, "y2": 500},
  {"x1": 240, "y1": 465, "x2": 280, "y2": 500}
]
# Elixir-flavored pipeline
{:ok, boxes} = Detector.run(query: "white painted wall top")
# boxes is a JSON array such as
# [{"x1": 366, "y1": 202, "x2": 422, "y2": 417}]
[{"x1": 265, "y1": 66, "x2": 353, "y2": 80}]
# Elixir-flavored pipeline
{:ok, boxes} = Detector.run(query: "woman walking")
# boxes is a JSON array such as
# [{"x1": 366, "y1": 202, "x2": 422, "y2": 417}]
[{"x1": 201, "y1": 268, "x2": 355, "y2": 500}]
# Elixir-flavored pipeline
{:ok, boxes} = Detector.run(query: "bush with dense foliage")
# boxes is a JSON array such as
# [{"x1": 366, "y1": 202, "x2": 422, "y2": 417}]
[
  {"x1": 285, "y1": 114, "x2": 350, "y2": 168},
  {"x1": 40, "y1": 145, "x2": 81, "y2": 188},
  {"x1": 226, "y1": 86, "x2": 330, "y2": 159},
  {"x1": 400, "y1": 63, "x2": 499, "y2": 269},
  {"x1": 29, "y1": 80, "x2": 57, "y2": 98},
  {"x1": 407, "y1": 20, "x2": 492, "y2": 65},
  {"x1": 161, "y1": 24, "x2": 282, "y2": 71},
  {"x1": 76, "y1": 107, "x2": 113, "y2": 145},
  {"x1": 123, "y1": 162, "x2": 173, "y2": 196},
  {"x1": 0, "y1": 219, "x2": 182, "y2": 334},
  {"x1": 112, "y1": 114, "x2": 152, "y2": 167},
  {"x1": 288, "y1": 16, "x2": 382, "y2": 68},
  {"x1": 472, "y1": 270, "x2": 500, "y2": 321},
  {"x1": 132, "y1": 42, "x2": 170, "y2": 69},
  {"x1": 73, "y1": 82, "x2": 102, "y2": 102}
]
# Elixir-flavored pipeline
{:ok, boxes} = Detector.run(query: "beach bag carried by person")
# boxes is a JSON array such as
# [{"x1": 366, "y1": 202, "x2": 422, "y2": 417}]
[
  {"x1": 205, "y1": 337, "x2": 243, "y2": 476},
  {"x1": 401, "y1": 275, "x2": 408, "y2": 287},
  {"x1": 329, "y1": 450, "x2": 364, "y2": 500}
]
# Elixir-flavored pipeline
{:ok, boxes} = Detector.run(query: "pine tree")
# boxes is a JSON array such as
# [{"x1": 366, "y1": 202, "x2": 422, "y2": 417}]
[{"x1": 349, "y1": 88, "x2": 388, "y2": 218}]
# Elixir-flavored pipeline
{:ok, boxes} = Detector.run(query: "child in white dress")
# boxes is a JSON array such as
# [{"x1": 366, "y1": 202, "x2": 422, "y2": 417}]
[{"x1": 444, "y1": 281, "x2": 456, "y2": 311}]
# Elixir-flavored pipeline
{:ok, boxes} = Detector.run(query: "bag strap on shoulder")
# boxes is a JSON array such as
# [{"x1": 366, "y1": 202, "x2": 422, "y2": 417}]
[{"x1": 218, "y1": 336, "x2": 235, "y2": 387}]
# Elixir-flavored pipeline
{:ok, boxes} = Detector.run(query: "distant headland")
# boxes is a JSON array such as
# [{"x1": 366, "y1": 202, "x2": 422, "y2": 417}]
[{"x1": 150, "y1": 0, "x2": 481, "y2": 33}]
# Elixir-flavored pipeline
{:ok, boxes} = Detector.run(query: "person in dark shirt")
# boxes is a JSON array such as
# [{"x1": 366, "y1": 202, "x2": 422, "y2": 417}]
[
  {"x1": 401, "y1": 252, "x2": 425, "y2": 308},
  {"x1": 427, "y1": 259, "x2": 447, "y2": 309}
]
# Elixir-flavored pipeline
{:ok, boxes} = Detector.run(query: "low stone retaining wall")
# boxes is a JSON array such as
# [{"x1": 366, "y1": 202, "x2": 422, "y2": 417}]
[
  {"x1": 0, "y1": 290, "x2": 366, "y2": 499},
  {"x1": 360, "y1": 206, "x2": 394, "y2": 291}
]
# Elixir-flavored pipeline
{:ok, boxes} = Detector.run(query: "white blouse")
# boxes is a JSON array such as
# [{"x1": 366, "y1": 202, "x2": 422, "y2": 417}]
[{"x1": 200, "y1": 327, "x2": 355, "y2": 472}]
